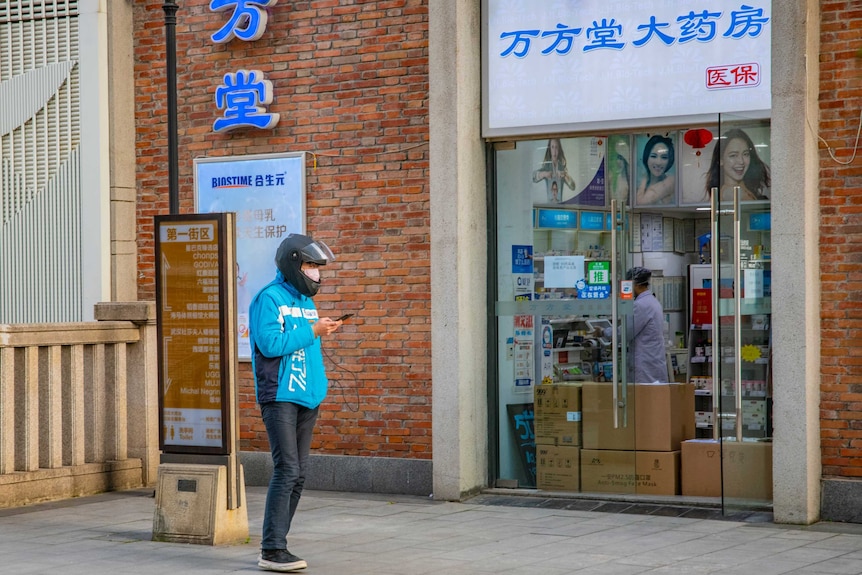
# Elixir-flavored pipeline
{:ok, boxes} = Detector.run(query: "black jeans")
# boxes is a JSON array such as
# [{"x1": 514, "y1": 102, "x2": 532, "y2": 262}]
[{"x1": 260, "y1": 401, "x2": 319, "y2": 550}]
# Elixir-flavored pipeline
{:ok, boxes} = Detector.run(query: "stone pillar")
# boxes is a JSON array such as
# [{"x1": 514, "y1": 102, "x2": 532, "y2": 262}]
[
  {"x1": 107, "y1": 0, "x2": 139, "y2": 302},
  {"x1": 770, "y1": 0, "x2": 822, "y2": 524},
  {"x1": 95, "y1": 302, "x2": 159, "y2": 485},
  {"x1": 429, "y1": 0, "x2": 489, "y2": 501}
]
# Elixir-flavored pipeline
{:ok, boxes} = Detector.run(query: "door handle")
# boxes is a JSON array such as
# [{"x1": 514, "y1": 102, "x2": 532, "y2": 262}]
[
  {"x1": 733, "y1": 186, "x2": 743, "y2": 442},
  {"x1": 610, "y1": 200, "x2": 620, "y2": 428},
  {"x1": 710, "y1": 187, "x2": 720, "y2": 441}
]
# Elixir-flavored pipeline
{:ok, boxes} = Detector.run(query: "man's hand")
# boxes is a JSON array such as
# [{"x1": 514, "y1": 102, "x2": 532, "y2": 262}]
[{"x1": 313, "y1": 317, "x2": 342, "y2": 338}]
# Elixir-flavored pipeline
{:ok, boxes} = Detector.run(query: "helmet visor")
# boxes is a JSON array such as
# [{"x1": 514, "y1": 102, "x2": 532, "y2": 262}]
[{"x1": 301, "y1": 240, "x2": 335, "y2": 264}]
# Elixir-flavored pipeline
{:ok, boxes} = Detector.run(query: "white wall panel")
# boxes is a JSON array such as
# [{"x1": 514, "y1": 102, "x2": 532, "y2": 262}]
[{"x1": 0, "y1": 1, "x2": 82, "y2": 323}]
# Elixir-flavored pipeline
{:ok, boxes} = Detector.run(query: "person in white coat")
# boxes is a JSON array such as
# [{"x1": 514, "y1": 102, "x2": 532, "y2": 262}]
[{"x1": 627, "y1": 267, "x2": 668, "y2": 383}]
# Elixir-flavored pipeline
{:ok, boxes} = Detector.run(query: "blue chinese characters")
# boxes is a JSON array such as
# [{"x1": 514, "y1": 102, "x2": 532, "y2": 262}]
[
  {"x1": 214, "y1": 70, "x2": 280, "y2": 132},
  {"x1": 209, "y1": 0, "x2": 280, "y2": 132},
  {"x1": 499, "y1": 4, "x2": 769, "y2": 57}
]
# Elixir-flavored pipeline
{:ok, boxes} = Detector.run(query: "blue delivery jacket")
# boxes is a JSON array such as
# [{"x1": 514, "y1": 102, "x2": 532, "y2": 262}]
[{"x1": 248, "y1": 271, "x2": 328, "y2": 407}]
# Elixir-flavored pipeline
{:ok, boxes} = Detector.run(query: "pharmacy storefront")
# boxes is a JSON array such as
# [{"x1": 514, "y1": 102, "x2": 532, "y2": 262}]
[{"x1": 483, "y1": 1, "x2": 777, "y2": 515}]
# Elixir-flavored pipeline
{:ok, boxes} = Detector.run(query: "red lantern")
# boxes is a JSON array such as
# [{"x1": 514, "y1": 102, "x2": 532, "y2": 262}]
[
  {"x1": 684, "y1": 128, "x2": 713, "y2": 165},
  {"x1": 684, "y1": 128, "x2": 713, "y2": 149}
]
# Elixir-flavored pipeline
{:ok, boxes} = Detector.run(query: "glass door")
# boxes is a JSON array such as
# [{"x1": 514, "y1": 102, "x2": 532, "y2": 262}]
[
  {"x1": 492, "y1": 138, "x2": 636, "y2": 495},
  {"x1": 712, "y1": 114, "x2": 773, "y2": 514}
]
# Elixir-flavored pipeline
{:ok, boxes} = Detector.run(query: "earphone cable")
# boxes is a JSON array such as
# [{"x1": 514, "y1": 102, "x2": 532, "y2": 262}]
[{"x1": 322, "y1": 344, "x2": 361, "y2": 412}]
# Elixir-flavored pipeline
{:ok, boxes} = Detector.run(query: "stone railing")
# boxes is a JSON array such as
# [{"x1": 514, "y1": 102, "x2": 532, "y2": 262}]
[{"x1": 0, "y1": 302, "x2": 159, "y2": 508}]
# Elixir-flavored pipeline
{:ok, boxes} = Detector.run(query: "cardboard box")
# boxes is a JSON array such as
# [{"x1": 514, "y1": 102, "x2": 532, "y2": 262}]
[
  {"x1": 635, "y1": 383, "x2": 695, "y2": 451},
  {"x1": 534, "y1": 383, "x2": 582, "y2": 446},
  {"x1": 681, "y1": 439, "x2": 773, "y2": 500},
  {"x1": 580, "y1": 449, "x2": 636, "y2": 493},
  {"x1": 536, "y1": 445, "x2": 580, "y2": 491},
  {"x1": 581, "y1": 382, "x2": 695, "y2": 451},
  {"x1": 581, "y1": 383, "x2": 635, "y2": 450},
  {"x1": 681, "y1": 440, "x2": 721, "y2": 497},
  {"x1": 723, "y1": 441, "x2": 773, "y2": 500},
  {"x1": 580, "y1": 449, "x2": 681, "y2": 495},
  {"x1": 636, "y1": 451, "x2": 680, "y2": 496}
]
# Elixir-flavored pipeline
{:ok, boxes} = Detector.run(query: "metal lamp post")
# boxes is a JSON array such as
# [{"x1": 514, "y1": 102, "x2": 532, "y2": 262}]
[{"x1": 163, "y1": 1, "x2": 180, "y2": 215}]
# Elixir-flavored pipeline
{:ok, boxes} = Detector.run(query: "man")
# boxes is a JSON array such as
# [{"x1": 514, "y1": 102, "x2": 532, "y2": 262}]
[
  {"x1": 249, "y1": 233, "x2": 343, "y2": 572},
  {"x1": 627, "y1": 266, "x2": 668, "y2": 383}
]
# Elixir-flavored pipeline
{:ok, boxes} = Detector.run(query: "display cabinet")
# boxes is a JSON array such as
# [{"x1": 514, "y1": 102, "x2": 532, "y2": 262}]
[
  {"x1": 541, "y1": 317, "x2": 612, "y2": 384},
  {"x1": 687, "y1": 323, "x2": 715, "y2": 438},
  {"x1": 687, "y1": 265, "x2": 772, "y2": 441}
]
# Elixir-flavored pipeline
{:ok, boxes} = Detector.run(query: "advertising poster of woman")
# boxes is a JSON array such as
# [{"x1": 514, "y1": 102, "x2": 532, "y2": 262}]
[
  {"x1": 708, "y1": 125, "x2": 772, "y2": 202},
  {"x1": 680, "y1": 125, "x2": 771, "y2": 206},
  {"x1": 529, "y1": 136, "x2": 606, "y2": 207},
  {"x1": 633, "y1": 132, "x2": 678, "y2": 208}
]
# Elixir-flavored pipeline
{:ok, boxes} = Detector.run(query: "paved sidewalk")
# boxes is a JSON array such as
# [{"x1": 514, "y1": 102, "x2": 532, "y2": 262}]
[{"x1": 1, "y1": 487, "x2": 862, "y2": 574}]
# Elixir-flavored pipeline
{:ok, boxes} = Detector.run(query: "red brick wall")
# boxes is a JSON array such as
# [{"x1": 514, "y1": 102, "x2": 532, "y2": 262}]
[
  {"x1": 134, "y1": 1, "x2": 431, "y2": 458},
  {"x1": 819, "y1": 2, "x2": 862, "y2": 478}
]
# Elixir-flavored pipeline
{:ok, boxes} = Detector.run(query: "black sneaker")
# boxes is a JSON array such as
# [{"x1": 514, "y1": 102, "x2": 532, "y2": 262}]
[{"x1": 258, "y1": 549, "x2": 307, "y2": 572}]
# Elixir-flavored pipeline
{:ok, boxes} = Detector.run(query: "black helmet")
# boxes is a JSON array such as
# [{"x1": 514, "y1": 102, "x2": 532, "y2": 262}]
[
  {"x1": 626, "y1": 266, "x2": 651, "y2": 286},
  {"x1": 275, "y1": 233, "x2": 334, "y2": 297}
]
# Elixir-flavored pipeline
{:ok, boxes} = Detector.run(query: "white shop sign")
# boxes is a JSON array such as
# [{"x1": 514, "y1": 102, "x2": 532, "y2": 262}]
[{"x1": 483, "y1": 1, "x2": 772, "y2": 137}]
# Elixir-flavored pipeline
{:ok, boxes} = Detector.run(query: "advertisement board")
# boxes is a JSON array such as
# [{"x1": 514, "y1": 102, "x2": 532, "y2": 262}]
[
  {"x1": 195, "y1": 152, "x2": 306, "y2": 359},
  {"x1": 155, "y1": 213, "x2": 237, "y2": 455}
]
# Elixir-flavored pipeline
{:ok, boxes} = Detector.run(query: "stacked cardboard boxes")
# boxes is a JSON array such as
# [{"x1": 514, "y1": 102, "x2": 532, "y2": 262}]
[
  {"x1": 534, "y1": 383, "x2": 582, "y2": 447},
  {"x1": 580, "y1": 382, "x2": 695, "y2": 495},
  {"x1": 534, "y1": 384, "x2": 581, "y2": 491},
  {"x1": 681, "y1": 439, "x2": 773, "y2": 499}
]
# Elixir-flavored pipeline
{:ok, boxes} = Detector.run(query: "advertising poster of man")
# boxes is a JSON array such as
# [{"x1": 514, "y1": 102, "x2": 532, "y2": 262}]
[
  {"x1": 633, "y1": 132, "x2": 678, "y2": 208},
  {"x1": 528, "y1": 136, "x2": 606, "y2": 207},
  {"x1": 606, "y1": 134, "x2": 632, "y2": 206}
]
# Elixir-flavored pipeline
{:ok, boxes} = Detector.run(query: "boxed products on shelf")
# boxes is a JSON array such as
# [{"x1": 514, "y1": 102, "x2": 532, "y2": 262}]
[{"x1": 695, "y1": 410, "x2": 714, "y2": 428}]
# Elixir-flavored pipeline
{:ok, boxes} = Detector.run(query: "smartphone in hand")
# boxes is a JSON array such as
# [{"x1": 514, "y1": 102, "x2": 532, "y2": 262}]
[{"x1": 336, "y1": 313, "x2": 354, "y2": 321}]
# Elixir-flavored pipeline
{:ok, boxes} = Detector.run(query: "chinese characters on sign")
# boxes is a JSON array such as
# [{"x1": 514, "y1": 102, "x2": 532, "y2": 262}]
[
  {"x1": 706, "y1": 62, "x2": 760, "y2": 89},
  {"x1": 158, "y1": 220, "x2": 225, "y2": 449},
  {"x1": 513, "y1": 314, "x2": 534, "y2": 389},
  {"x1": 512, "y1": 245, "x2": 533, "y2": 273},
  {"x1": 209, "y1": 0, "x2": 280, "y2": 132},
  {"x1": 210, "y1": 0, "x2": 275, "y2": 43},
  {"x1": 543, "y1": 255, "x2": 586, "y2": 289},
  {"x1": 587, "y1": 261, "x2": 610, "y2": 284},
  {"x1": 512, "y1": 244, "x2": 534, "y2": 301},
  {"x1": 485, "y1": 2, "x2": 772, "y2": 135},
  {"x1": 498, "y1": 6, "x2": 766, "y2": 95},
  {"x1": 214, "y1": 70, "x2": 279, "y2": 132},
  {"x1": 691, "y1": 288, "x2": 712, "y2": 325},
  {"x1": 498, "y1": 6, "x2": 769, "y2": 57}
]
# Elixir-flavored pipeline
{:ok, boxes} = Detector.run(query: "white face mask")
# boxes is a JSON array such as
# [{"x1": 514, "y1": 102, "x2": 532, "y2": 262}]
[{"x1": 302, "y1": 267, "x2": 320, "y2": 282}]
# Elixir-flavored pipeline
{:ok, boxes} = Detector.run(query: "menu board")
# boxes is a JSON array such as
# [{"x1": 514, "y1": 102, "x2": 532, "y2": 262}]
[{"x1": 155, "y1": 213, "x2": 235, "y2": 454}]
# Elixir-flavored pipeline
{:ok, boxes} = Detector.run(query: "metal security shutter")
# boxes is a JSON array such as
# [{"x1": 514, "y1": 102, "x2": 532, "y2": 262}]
[{"x1": 0, "y1": 0, "x2": 80, "y2": 322}]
